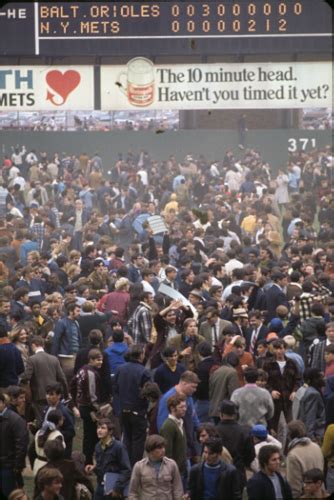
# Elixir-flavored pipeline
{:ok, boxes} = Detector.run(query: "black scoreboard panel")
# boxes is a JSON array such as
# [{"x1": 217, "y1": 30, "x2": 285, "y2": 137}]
[{"x1": 0, "y1": 1, "x2": 331, "y2": 56}]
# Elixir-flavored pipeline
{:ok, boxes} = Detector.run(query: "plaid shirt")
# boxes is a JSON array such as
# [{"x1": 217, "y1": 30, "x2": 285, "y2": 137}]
[
  {"x1": 291, "y1": 286, "x2": 332, "y2": 322},
  {"x1": 129, "y1": 302, "x2": 153, "y2": 344},
  {"x1": 31, "y1": 222, "x2": 45, "y2": 251}
]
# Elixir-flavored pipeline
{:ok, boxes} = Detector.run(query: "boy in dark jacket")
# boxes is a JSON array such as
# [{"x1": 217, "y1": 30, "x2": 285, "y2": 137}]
[
  {"x1": 189, "y1": 437, "x2": 242, "y2": 500},
  {"x1": 85, "y1": 418, "x2": 131, "y2": 500},
  {"x1": 247, "y1": 444, "x2": 293, "y2": 500},
  {"x1": 70, "y1": 348, "x2": 105, "y2": 464},
  {"x1": 0, "y1": 393, "x2": 29, "y2": 498}
]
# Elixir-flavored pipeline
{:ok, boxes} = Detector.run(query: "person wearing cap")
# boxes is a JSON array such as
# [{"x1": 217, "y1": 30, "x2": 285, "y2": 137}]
[
  {"x1": 265, "y1": 272, "x2": 289, "y2": 322},
  {"x1": 247, "y1": 444, "x2": 293, "y2": 500},
  {"x1": 231, "y1": 307, "x2": 249, "y2": 337},
  {"x1": 231, "y1": 367, "x2": 274, "y2": 427},
  {"x1": 250, "y1": 424, "x2": 282, "y2": 473},
  {"x1": 216, "y1": 400, "x2": 255, "y2": 488},
  {"x1": 263, "y1": 339, "x2": 301, "y2": 437}
]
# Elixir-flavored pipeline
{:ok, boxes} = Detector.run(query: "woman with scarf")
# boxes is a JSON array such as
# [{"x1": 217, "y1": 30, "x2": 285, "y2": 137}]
[{"x1": 33, "y1": 410, "x2": 65, "y2": 476}]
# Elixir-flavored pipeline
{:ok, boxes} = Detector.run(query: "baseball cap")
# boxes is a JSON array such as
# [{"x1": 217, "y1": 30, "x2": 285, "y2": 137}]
[{"x1": 251, "y1": 424, "x2": 268, "y2": 439}]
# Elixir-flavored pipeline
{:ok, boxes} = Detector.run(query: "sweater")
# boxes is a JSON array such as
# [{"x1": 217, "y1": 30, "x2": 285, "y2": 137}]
[
  {"x1": 153, "y1": 362, "x2": 185, "y2": 394},
  {"x1": 230, "y1": 384, "x2": 274, "y2": 427},
  {"x1": 160, "y1": 417, "x2": 187, "y2": 475}
]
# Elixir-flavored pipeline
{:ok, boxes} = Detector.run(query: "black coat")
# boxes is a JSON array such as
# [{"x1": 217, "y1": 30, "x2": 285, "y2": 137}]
[
  {"x1": 0, "y1": 408, "x2": 29, "y2": 470},
  {"x1": 189, "y1": 460, "x2": 242, "y2": 500},
  {"x1": 216, "y1": 420, "x2": 255, "y2": 486},
  {"x1": 265, "y1": 284, "x2": 289, "y2": 321},
  {"x1": 247, "y1": 470, "x2": 293, "y2": 500},
  {"x1": 94, "y1": 438, "x2": 131, "y2": 490}
]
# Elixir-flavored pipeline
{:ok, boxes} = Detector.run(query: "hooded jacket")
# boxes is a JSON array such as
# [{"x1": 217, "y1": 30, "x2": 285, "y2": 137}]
[{"x1": 105, "y1": 342, "x2": 128, "y2": 375}]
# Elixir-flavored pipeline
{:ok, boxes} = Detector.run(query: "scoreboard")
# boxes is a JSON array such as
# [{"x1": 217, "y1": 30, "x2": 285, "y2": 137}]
[{"x1": 0, "y1": 1, "x2": 332, "y2": 56}]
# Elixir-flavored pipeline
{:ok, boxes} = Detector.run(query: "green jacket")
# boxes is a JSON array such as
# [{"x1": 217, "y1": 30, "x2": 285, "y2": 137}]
[{"x1": 160, "y1": 416, "x2": 187, "y2": 475}]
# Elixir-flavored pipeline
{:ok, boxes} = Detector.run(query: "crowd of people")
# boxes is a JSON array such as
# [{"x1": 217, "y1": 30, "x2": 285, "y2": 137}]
[{"x1": 0, "y1": 141, "x2": 333, "y2": 500}]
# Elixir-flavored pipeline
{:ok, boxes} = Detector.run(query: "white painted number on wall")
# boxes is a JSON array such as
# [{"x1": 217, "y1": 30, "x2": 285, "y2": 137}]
[{"x1": 288, "y1": 138, "x2": 316, "y2": 152}]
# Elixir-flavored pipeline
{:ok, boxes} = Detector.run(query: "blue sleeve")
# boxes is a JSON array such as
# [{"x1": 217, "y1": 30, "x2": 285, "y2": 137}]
[
  {"x1": 51, "y1": 320, "x2": 64, "y2": 356},
  {"x1": 157, "y1": 394, "x2": 168, "y2": 432},
  {"x1": 188, "y1": 396, "x2": 200, "y2": 430}
]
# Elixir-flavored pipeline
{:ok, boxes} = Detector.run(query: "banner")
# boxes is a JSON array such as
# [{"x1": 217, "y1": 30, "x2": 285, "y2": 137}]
[
  {"x1": 101, "y1": 60, "x2": 332, "y2": 110},
  {"x1": 0, "y1": 66, "x2": 94, "y2": 110}
]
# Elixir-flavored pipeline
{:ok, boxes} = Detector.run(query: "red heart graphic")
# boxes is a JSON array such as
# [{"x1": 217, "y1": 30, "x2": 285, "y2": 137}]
[{"x1": 46, "y1": 70, "x2": 81, "y2": 102}]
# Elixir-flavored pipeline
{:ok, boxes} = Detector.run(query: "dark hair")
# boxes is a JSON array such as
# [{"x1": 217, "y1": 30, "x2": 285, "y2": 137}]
[
  {"x1": 144, "y1": 434, "x2": 166, "y2": 453},
  {"x1": 167, "y1": 394, "x2": 186, "y2": 412},
  {"x1": 287, "y1": 420, "x2": 307, "y2": 439},
  {"x1": 163, "y1": 346, "x2": 177, "y2": 358},
  {"x1": 128, "y1": 344, "x2": 144, "y2": 361},
  {"x1": 272, "y1": 339, "x2": 287, "y2": 349},
  {"x1": 37, "y1": 467, "x2": 63, "y2": 491},
  {"x1": 303, "y1": 468, "x2": 324, "y2": 483},
  {"x1": 45, "y1": 383, "x2": 62, "y2": 396},
  {"x1": 88, "y1": 329, "x2": 103, "y2": 345},
  {"x1": 66, "y1": 302, "x2": 79, "y2": 315},
  {"x1": 6, "y1": 385, "x2": 26, "y2": 399},
  {"x1": 303, "y1": 367, "x2": 323, "y2": 387},
  {"x1": 244, "y1": 368, "x2": 258, "y2": 384},
  {"x1": 325, "y1": 344, "x2": 334, "y2": 354},
  {"x1": 204, "y1": 437, "x2": 223, "y2": 455},
  {"x1": 258, "y1": 445, "x2": 281, "y2": 469},
  {"x1": 44, "y1": 439, "x2": 65, "y2": 461},
  {"x1": 31, "y1": 335, "x2": 45, "y2": 347},
  {"x1": 88, "y1": 348, "x2": 103, "y2": 361},
  {"x1": 112, "y1": 330, "x2": 124, "y2": 343},
  {"x1": 197, "y1": 422, "x2": 220, "y2": 440},
  {"x1": 97, "y1": 418, "x2": 115, "y2": 433},
  {"x1": 197, "y1": 341, "x2": 212, "y2": 358},
  {"x1": 140, "y1": 382, "x2": 161, "y2": 401},
  {"x1": 224, "y1": 351, "x2": 240, "y2": 367},
  {"x1": 13, "y1": 287, "x2": 29, "y2": 301}
]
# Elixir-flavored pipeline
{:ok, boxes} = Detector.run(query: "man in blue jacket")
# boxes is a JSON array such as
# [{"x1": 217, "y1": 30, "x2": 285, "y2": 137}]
[
  {"x1": 114, "y1": 345, "x2": 151, "y2": 466},
  {"x1": 51, "y1": 302, "x2": 82, "y2": 383},
  {"x1": 247, "y1": 444, "x2": 293, "y2": 500},
  {"x1": 85, "y1": 418, "x2": 131, "y2": 500}
]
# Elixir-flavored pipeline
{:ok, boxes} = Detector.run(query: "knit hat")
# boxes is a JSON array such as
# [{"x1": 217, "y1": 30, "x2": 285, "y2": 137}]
[{"x1": 251, "y1": 424, "x2": 268, "y2": 439}]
